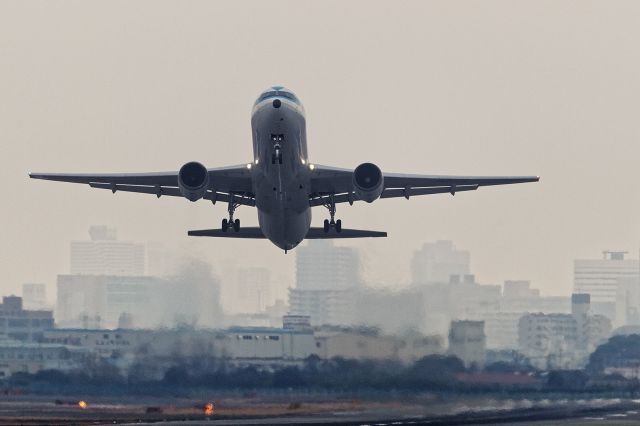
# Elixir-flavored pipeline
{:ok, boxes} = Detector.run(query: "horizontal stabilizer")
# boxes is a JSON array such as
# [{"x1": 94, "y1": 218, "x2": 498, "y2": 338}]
[
  {"x1": 306, "y1": 228, "x2": 387, "y2": 239},
  {"x1": 187, "y1": 227, "x2": 387, "y2": 239},
  {"x1": 188, "y1": 227, "x2": 266, "y2": 238}
]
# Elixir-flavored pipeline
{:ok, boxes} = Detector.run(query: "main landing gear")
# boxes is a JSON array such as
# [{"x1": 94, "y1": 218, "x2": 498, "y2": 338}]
[
  {"x1": 322, "y1": 195, "x2": 342, "y2": 233},
  {"x1": 222, "y1": 195, "x2": 241, "y2": 232}
]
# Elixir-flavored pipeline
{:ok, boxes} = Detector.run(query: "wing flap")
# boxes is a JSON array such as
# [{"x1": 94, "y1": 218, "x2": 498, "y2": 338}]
[
  {"x1": 90, "y1": 183, "x2": 256, "y2": 206},
  {"x1": 309, "y1": 185, "x2": 479, "y2": 207}
]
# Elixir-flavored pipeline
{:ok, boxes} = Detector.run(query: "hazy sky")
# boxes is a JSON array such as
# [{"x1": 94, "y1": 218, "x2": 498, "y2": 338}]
[{"x1": 2, "y1": 1, "x2": 640, "y2": 301}]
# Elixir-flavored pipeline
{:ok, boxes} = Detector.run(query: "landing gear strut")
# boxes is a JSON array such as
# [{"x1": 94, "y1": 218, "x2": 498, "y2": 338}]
[
  {"x1": 322, "y1": 195, "x2": 342, "y2": 233},
  {"x1": 222, "y1": 194, "x2": 241, "y2": 232}
]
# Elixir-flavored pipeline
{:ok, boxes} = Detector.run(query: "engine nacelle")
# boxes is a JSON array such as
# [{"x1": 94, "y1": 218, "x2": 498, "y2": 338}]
[
  {"x1": 353, "y1": 162, "x2": 384, "y2": 203},
  {"x1": 178, "y1": 161, "x2": 209, "y2": 201}
]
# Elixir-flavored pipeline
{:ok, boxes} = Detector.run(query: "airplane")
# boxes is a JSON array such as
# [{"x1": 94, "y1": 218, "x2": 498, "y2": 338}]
[{"x1": 30, "y1": 86, "x2": 539, "y2": 252}]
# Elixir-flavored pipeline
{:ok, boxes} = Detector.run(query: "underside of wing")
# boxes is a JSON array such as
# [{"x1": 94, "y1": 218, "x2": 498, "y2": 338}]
[
  {"x1": 29, "y1": 164, "x2": 255, "y2": 205},
  {"x1": 308, "y1": 163, "x2": 539, "y2": 205}
]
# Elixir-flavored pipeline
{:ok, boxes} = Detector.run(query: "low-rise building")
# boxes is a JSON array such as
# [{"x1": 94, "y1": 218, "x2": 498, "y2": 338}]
[
  {"x1": 314, "y1": 326, "x2": 443, "y2": 363},
  {"x1": 0, "y1": 296, "x2": 54, "y2": 342},
  {"x1": 448, "y1": 320, "x2": 486, "y2": 369},
  {"x1": 518, "y1": 294, "x2": 611, "y2": 370},
  {"x1": 483, "y1": 312, "x2": 523, "y2": 350},
  {"x1": 0, "y1": 341, "x2": 81, "y2": 378}
]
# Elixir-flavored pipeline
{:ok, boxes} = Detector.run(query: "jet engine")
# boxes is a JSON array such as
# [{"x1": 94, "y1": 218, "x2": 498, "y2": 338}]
[
  {"x1": 353, "y1": 162, "x2": 384, "y2": 203},
  {"x1": 178, "y1": 161, "x2": 209, "y2": 201}
]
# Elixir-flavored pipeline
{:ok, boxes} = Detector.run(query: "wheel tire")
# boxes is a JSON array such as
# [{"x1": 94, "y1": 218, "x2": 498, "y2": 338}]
[
  {"x1": 234, "y1": 219, "x2": 240, "y2": 232},
  {"x1": 323, "y1": 219, "x2": 330, "y2": 233},
  {"x1": 222, "y1": 218, "x2": 228, "y2": 232},
  {"x1": 336, "y1": 219, "x2": 342, "y2": 233}
]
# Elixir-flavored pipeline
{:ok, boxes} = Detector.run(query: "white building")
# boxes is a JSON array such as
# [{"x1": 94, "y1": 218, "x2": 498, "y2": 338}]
[
  {"x1": 22, "y1": 283, "x2": 47, "y2": 310},
  {"x1": 518, "y1": 294, "x2": 611, "y2": 370},
  {"x1": 483, "y1": 312, "x2": 523, "y2": 350},
  {"x1": 500, "y1": 280, "x2": 571, "y2": 314},
  {"x1": 574, "y1": 251, "x2": 639, "y2": 322},
  {"x1": 411, "y1": 240, "x2": 470, "y2": 285},
  {"x1": 0, "y1": 341, "x2": 80, "y2": 378},
  {"x1": 288, "y1": 288, "x2": 356, "y2": 326},
  {"x1": 70, "y1": 226, "x2": 145, "y2": 276},
  {"x1": 56, "y1": 271, "x2": 222, "y2": 329},
  {"x1": 295, "y1": 240, "x2": 360, "y2": 290},
  {"x1": 289, "y1": 240, "x2": 360, "y2": 326},
  {"x1": 616, "y1": 276, "x2": 640, "y2": 327}
]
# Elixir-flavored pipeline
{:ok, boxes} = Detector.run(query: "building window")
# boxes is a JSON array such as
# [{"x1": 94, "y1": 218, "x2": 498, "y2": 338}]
[
  {"x1": 242, "y1": 335, "x2": 253, "y2": 340},
  {"x1": 268, "y1": 336, "x2": 280, "y2": 341}
]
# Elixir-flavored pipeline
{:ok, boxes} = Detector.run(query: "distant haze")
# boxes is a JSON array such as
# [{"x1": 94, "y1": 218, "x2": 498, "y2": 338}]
[{"x1": 1, "y1": 1, "x2": 640, "y2": 299}]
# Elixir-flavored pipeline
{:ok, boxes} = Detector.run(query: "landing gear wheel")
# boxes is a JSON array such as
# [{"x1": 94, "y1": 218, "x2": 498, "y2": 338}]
[
  {"x1": 335, "y1": 219, "x2": 342, "y2": 233},
  {"x1": 233, "y1": 219, "x2": 240, "y2": 232},
  {"x1": 323, "y1": 219, "x2": 330, "y2": 233},
  {"x1": 222, "y1": 218, "x2": 228, "y2": 232}
]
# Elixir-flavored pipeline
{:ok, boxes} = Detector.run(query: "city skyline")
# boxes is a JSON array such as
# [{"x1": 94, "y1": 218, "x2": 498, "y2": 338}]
[
  {"x1": 18, "y1": 225, "x2": 640, "y2": 339},
  {"x1": 13, "y1": 225, "x2": 640, "y2": 313}
]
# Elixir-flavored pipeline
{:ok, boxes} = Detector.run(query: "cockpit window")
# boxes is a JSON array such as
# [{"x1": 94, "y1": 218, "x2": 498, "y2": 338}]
[
  {"x1": 255, "y1": 88, "x2": 301, "y2": 106},
  {"x1": 256, "y1": 91, "x2": 278, "y2": 104},
  {"x1": 279, "y1": 91, "x2": 299, "y2": 103}
]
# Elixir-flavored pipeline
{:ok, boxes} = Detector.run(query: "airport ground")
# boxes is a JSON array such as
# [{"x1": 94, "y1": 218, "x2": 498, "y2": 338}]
[{"x1": 1, "y1": 392, "x2": 640, "y2": 425}]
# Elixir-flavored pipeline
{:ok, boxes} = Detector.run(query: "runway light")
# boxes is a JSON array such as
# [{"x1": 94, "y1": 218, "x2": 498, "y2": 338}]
[
  {"x1": 78, "y1": 400, "x2": 88, "y2": 409},
  {"x1": 246, "y1": 163, "x2": 252, "y2": 170},
  {"x1": 203, "y1": 402, "x2": 215, "y2": 416},
  {"x1": 309, "y1": 164, "x2": 315, "y2": 170},
  {"x1": 255, "y1": 159, "x2": 259, "y2": 165},
  {"x1": 301, "y1": 158, "x2": 306, "y2": 165}
]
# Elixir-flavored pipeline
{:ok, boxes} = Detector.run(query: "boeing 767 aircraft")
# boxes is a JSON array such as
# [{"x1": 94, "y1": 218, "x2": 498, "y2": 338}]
[{"x1": 30, "y1": 86, "x2": 539, "y2": 252}]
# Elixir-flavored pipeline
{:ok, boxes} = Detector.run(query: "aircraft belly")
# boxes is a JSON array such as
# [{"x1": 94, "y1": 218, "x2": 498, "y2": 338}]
[
  {"x1": 257, "y1": 189, "x2": 310, "y2": 250},
  {"x1": 251, "y1": 97, "x2": 311, "y2": 250}
]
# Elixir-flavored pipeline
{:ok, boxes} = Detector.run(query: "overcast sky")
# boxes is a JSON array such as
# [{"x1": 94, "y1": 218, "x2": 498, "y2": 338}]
[{"x1": 1, "y1": 1, "x2": 639, "y2": 302}]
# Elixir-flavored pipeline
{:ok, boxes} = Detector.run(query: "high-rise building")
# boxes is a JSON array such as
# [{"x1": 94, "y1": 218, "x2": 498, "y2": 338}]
[
  {"x1": 236, "y1": 267, "x2": 271, "y2": 313},
  {"x1": 288, "y1": 288, "x2": 356, "y2": 326},
  {"x1": 354, "y1": 288, "x2": 425, "y2": 334},
  {"x1": 295, "y1": 240, "x2": 360, "y2": 290},
  {"x1": 290, "y1": 240, "x2": 360, "y2": 326},
  {"x1": 70, "y1": 226, "x2": 145, "y2": 276},
  {"x1": 22, "y1": 283, "x2": 47, "y2": 310},
  {"x1": 574, "y1": 251, "x2": 639, "y2": 321},
  {"x1": 411, "y1": 240, "x2": 470, "y2": 285},
  {"x1": 616, "y1": 275, "x2": 640, "y2": 327}
]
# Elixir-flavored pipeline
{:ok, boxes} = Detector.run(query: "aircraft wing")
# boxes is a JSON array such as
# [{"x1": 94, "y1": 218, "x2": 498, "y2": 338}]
[
  {"x1": 29, "y1": 165, "x2": 255, "y2": 206},
  {"x1": 308, "y1": 164, "x2": 538, "y2": 206}
]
